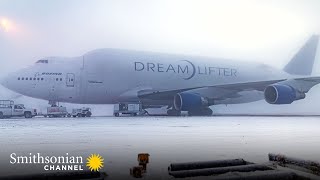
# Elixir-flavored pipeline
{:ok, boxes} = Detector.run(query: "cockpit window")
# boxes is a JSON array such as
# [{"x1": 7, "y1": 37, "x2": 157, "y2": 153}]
[{"x1": 36, "y1": 60, "x2": 48, "y2": 64}]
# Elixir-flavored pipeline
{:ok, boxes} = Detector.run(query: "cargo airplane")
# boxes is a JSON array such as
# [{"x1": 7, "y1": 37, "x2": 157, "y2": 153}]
[{"x1": 1, "y1": 35, "x2": 320, "y2": 116}]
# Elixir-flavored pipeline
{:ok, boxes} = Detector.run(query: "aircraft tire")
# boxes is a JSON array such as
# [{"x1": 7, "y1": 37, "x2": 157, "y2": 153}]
[
  {"x1": 188, "y1": 108, "x2": 213, "y2": 116},
  {"x1": 86, "y1": 111, "x2": 92, "y2": 117},
  {"x1": 24, "y1": 112, "x2": 32, "y2": 118},
  {"x1": 167, "y1": 109, "x2": 181, "y2": 116}
]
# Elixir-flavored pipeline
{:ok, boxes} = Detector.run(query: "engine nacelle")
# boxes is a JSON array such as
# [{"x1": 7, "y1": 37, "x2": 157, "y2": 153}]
[
  {"x1": 174, "y1": 92, "x2": 208, "y2": 111},
  {"x1": 264, "y1": 84, "x2": 305, "y2": 104}
]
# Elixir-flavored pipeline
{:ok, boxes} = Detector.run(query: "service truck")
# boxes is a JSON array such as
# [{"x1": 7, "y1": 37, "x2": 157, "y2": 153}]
[
  {"x1": 44, "y1": 106, "x2": 70, "y2": 118},
  {"x1": 72, "y1": 107, "x2": 92, "y2": 117},
  {"x1": 113, "y1": 102, "x2": 145, "y2": 117},
  {"x1": 0, "y1": 100, "x2": 37, "y2": 119}
]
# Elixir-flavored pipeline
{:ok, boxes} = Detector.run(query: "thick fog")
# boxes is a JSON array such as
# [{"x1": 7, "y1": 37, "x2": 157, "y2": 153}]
[{"x1": 1, "y1": 0, "x2": 320, "y2": 115}]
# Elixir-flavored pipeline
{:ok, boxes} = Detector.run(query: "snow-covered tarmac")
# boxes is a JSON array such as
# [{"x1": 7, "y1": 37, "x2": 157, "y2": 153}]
[{"x1": 0, "y1": 116, "x2": 320, "y2": 179}]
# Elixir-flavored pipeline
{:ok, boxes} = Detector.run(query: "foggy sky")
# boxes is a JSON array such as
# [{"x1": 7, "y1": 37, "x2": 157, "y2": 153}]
[
  {"x1": 1, "y1": 0, "x2": 320, "y2": 77},
  {"x1": 1, "y1": 0, "x2": 320, "y2": 115}
]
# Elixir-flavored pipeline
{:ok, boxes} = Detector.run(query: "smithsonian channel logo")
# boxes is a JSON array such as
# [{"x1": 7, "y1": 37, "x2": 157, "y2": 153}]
[{"x1": 10, "y1": 153, "x2": 104, "y2": 172}]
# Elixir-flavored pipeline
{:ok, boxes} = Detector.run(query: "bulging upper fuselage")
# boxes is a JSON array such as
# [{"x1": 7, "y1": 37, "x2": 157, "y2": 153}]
[{"x1": 1, "y1": 49, "x2": 289, "y2": 105}]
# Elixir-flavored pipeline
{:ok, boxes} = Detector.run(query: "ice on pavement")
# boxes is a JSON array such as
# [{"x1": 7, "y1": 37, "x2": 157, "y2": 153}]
[{"x1": 0, "y1": 116, "x2": 319, "y2": 179}]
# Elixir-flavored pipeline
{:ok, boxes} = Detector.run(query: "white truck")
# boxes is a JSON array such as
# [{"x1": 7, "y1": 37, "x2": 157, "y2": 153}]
[
  {"x1": 72, "y1": 107, "x2": 92, "y2": 117},
  {"x1": 0, "y1": 100, "x2": 37, "y2": 119},
  {"x1": 113, "y1": 103, "x2": 145, "y2": 117}
]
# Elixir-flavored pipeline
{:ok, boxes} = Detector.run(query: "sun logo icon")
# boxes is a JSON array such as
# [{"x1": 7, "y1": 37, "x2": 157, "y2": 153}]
[{"x1": 86, "y1": 154, "x2": 104, "y2": 172}]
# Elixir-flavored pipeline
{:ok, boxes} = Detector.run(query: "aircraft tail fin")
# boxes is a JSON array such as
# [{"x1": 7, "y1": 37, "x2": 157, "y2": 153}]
[{"x1": 283, "y1": 35, "x2": 319, "y2": 75}]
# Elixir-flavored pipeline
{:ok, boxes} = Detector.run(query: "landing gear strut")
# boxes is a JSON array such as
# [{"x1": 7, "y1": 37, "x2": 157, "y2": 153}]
[
  {"x1": 188, "y1": 107, "x2": 213, "y2": 116},
  {"x1": 167, "y1": 109, "x2": 181, "y2": 116},
  {"x1": 49, "y1": 100, "x2": 57, "y2": 107}
]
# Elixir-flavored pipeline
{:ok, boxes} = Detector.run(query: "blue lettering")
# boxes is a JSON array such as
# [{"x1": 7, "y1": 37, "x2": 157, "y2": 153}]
[
  {"x1": 166, "y1": 64, "x2": 176, "y2": 73},
  {"x1": 134, "y1": 62, "x2": 144, "y2": 71},
  {"x1": 224, "y1": 68, "x2": 231, "y2": 76},
  {"x1": 147, "y1": 63, "x2": 155, "y2": 72},
  {"x1": 218, "y1": 68, "x2": 224, "y2": 76},
  {"x1": 231, "y1": 69, "x2": 237, "y2": 76},
  {"x1": 157, "y1": 63, "x2": 164, "y2": 72},
  {"x1": 178, "y1": 65, "x2": 188, "y2": 74},
  {"x1": 208, "y1": 67, "x2": 215, "y2": 75},
  {"x1": 198, "y1": 66, "x2": 207, "y2": 75},
  {"x1": 134, "y1": 61, "x2": 237, "y2": 79}
]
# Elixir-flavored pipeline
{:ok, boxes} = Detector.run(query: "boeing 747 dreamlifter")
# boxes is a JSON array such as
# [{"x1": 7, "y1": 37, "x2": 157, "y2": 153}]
[{"x1": 1, "y1": 35, "x2": 319, "y2": 116}]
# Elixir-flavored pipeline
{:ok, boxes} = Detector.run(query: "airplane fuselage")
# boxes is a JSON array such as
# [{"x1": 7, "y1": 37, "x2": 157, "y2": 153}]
[{"x1": 2, "y1": 49, "x2": 289, "y2": 106}]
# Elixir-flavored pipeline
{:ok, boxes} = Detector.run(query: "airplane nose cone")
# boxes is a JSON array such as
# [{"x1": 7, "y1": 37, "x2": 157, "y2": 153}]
[
  {"x1": 1, "y1": 73, "x2": 15, "y2": 91},
  {"x1": 0, "y1": 76, "x2": 8, "y2": 88}
]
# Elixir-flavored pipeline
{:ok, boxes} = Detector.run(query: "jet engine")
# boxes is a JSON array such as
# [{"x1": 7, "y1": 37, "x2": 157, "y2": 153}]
[
  {"x1": 174, "y1": 92, "x2": 209, "y2": 111},
  {"x1": 264, "y1": 84, "x2": 305, "y2": 104}
]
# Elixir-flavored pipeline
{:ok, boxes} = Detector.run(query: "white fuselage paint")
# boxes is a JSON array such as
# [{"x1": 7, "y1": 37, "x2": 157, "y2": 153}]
[{"x1": 1, "y1": 49, "x2": 289, "y2": 106}]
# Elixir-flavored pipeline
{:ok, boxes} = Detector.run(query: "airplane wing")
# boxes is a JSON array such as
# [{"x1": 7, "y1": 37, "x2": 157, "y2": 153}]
[
  {"x1": 138, "y1": 77, "x2": 320, "y2": 101},
  {"x1": 139, "y1": 35, "x2": 320, "y2": 103},
  {"x1": 279, "y1": 76, "x2": 320, "y2": 93}
]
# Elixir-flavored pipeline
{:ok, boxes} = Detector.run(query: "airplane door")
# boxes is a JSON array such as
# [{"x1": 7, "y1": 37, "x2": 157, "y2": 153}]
[{"x1": 66, "y1": 73, "x2": 75, "y2": 87}]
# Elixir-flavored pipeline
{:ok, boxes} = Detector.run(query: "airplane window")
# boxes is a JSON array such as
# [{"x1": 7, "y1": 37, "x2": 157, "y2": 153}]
[
  {"x1": 26, "y1": 78, "x2": 28, "y2": 80},
  {"x1": 30, "y1": 77, "x2": 32, "y2": 80},
  {"x1": 56, "y1": 78, "x2": 59, "y2": 81},
  {"x1": 71, "y1": 79, "x2": 74, "y2": 81},
  {"x1": 18, "y1": 77, "x2": 20, "y2": 80},
  {"x1": 41, "y1": 78, "x2": 44, "y2": 81},
  {"x1": 60, "y1": 78, "x2": 62, "y2": 81},
  {"x1": 22, "y1": 77, "x2": 24, "y2": 80},
  {"x1": 37, "y1": 78, "x2": 40, "y2": 80},
  {"x1": 33, "y1": 78, "x2": 36, "y2": 80}
]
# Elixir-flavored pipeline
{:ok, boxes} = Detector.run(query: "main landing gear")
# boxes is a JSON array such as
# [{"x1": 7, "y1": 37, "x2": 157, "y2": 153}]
[
  {"x1": 166, "y1": 107, "x2": 213, "y2": 116},
  {"x1": 167, "y1": 109, "x2": 181, "y2": 116},
  {"x1": 187, "y1": 107, "x2": 213, "y2": 116}
]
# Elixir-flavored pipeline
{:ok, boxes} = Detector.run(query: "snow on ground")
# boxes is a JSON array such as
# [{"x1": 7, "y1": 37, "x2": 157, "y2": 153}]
[{"x1": 0, "y1": 116, "x2": 319, "y2": 179}]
